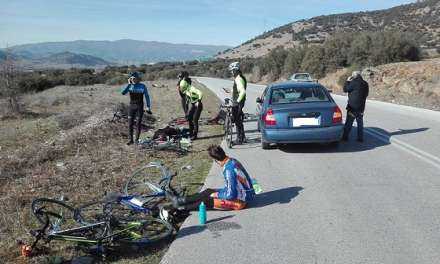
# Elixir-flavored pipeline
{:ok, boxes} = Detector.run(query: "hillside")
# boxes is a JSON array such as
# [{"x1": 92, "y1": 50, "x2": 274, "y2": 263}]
[
  {"x1": 319, "y1": 58, "x2": 440, "y2": 111},
  {"x1": 22, "y1": 52, "x2": 113, "y2": 69},
  {"x1": 218, "y1": 0, "x2": 440, "y2": 59},
  {"x1": 7, "y1": 39, "x2": 230, "y2": 65}
]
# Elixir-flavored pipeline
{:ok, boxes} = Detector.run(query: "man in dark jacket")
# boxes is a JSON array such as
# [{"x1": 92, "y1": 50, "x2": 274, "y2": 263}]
[{"x1": 342, "y1": 71, "x2": 369, "y2": 142}]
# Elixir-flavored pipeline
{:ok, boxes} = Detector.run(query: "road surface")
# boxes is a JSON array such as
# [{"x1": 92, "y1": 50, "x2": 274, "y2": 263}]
[{"x1": 161, "y1": 77, "x2": 440, "y2": 264}]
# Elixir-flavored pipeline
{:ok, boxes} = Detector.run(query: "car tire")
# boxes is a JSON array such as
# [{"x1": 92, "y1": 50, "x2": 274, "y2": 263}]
[
  {"x1": 329, "y1": 141, "x2": 340, "y2": 147},
  {"x1": 261, "y1": 140, "x2": 270, "y2": 150}
]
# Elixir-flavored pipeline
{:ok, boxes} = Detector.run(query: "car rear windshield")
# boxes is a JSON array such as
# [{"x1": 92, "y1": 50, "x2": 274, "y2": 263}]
[
  {"x1": 293, "y1": 74, "x2": 310, "y2": 80},
  {"x1": 270, "y1": 86, "x2": 329, "y2": 104}
]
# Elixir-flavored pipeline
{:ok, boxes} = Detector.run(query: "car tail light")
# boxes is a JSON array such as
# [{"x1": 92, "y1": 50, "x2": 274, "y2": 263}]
[
  {"x1": 332, "y1": 106, "x2": 343, "y2": 124},
  {"x1": 264, "y1": 108, "x2": 277, "y2": 126}
]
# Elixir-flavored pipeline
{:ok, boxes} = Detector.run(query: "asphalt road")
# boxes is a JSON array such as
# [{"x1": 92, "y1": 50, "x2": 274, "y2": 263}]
[{"x1": 161, "y1": 77, "x2": 440, "y2": 264}]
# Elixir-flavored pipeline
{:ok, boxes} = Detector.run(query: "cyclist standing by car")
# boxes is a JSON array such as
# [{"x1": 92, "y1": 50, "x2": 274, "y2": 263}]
[
  {"x1": 168, "y1": 145, "x2": 255, "y2": 211},
  {"x1": 177, "y1": 71, "x2": 190, "y2": 116},
  {"x1": 229, "y1": 62, "x2": 247, "y2": 144},
  {"x1": 121, "y1": 72, "x2": 152, "y2": 145},
  {"x1": 179, "y1": 77, "x2": 203, "y2": 140},
  {"x1": 342, "y1": 71, "x2": 369, "y2": 142}
]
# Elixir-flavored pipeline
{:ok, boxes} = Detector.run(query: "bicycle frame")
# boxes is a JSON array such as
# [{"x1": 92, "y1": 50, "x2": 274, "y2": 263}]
[{"x1": 37, "y1": 210, "x2": 150, "y2": 246}]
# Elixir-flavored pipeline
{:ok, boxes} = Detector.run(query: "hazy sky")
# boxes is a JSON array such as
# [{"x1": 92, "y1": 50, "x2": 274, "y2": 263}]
[{"x1": 0, "y1": 0, "x2": 416, "y2": 48}]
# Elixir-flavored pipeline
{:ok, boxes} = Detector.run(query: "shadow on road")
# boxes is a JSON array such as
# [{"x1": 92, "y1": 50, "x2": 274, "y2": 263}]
[
  {"x1": 249, "y1": 186, "x2": 304, "y2": 208},
  {"x1": 177, "y1": 215, "x2": 236, "y2": 239},
  {"x1": 278, "y1": 126, "x2": 429, "y2": 154}
]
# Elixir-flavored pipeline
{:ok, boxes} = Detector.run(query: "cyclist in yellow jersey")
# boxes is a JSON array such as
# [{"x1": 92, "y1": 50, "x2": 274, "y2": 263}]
[
  {"x1": 177, "y1": 71, "x2": 190, "y2": 116},
  {"x1": 179, "y1": 78, "x2": 203, "y2": 140},
  {"x1": 228, "y1": 62, "x2": 247, "y2": 144}
]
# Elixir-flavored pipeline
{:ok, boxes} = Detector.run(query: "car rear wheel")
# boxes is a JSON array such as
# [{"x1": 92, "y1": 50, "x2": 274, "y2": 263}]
[
  {"x1": 330, "y1": 141, "x2": 340, "y2": 147},
  {"x1": 261, "y1": 140, "x2": 270, "y2": 150}
]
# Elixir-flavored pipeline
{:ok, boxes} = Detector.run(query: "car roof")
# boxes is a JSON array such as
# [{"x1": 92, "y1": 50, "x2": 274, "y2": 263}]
[
  {"x1": 269, "y1": 81, "x2": 323, "y2": 90},
  {"x1": 292, "y1": 73, "x2": 310, "y2": 76}
]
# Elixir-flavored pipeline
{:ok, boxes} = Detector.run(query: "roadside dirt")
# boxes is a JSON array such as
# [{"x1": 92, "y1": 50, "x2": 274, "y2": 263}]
[{"x1": 0, "y1": 80, "x2": 222, "y2": 263}]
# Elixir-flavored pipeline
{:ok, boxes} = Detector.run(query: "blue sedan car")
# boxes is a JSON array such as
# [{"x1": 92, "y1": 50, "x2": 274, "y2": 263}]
[{"x1": 256, "y1": 81, "x2": 344, "y2": 149}]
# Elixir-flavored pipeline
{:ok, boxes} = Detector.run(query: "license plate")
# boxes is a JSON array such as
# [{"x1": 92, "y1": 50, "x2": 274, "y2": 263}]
[{"x1": 292, "y1": 117, "x2": 320, "y2": 127}]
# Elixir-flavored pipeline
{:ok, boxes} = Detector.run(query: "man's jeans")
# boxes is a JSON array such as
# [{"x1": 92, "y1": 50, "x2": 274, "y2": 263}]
[{"x1": 343, "y1": 111, "x2": 364, "y2": 141}]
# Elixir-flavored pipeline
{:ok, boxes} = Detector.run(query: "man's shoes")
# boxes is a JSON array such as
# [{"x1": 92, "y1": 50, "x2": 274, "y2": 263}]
[{"x1": 127, "y1": 140, "x2": 134, "y2": 145}]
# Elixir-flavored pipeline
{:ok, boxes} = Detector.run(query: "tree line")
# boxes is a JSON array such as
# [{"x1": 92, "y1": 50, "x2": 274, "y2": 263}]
[{"x1": 0, "y1": 30, "x2": 421, "y2": 114}]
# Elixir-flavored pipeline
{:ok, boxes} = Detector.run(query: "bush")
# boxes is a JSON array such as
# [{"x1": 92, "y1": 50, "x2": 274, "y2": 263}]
[
  {"x1": 283, "y1": 47, "x2": 306, "y2": 77},
  {"x1": 301, "y1": 45, "x2": 327, "y2": 78},
  {"x1": 105, "y1": 75, "x2": 127, "y2": 85}
]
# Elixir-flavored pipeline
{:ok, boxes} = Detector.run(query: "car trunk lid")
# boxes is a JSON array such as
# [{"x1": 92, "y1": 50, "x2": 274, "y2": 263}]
[{"x1": 269, "y1": 102, "x2": 338, "y2": 129}]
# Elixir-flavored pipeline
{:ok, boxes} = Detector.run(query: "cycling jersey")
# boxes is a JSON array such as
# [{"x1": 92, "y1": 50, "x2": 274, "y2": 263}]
[
  {"x1": 180, "y1": 79, "x2": 203, "y2": 104},
  {"x1": 121, "y1": 83, "x2": 151, "y2": 108},
  {"x1": 232, "y1": 75, "x2": 246, "y2": 103},
  {"x1": 218, "y1": 158, "x2": 255, "y2": 202}
]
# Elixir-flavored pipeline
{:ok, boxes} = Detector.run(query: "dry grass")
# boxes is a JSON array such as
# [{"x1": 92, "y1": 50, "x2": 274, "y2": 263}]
[{"x1": 0, "y1": 80, "x2": 222, "y2": 263}]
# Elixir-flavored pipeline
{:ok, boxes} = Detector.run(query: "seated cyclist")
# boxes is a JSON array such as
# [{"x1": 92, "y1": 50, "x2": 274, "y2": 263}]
[{"x1": 169, "y1": 145, "x2": 255, "y2": 211}]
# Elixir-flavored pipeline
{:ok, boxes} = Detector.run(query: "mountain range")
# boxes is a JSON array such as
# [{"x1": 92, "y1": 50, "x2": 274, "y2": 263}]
[
  {"x1": 218, "y1": 0, "x2": 440, "y2": 59},
  {"x1": 5, "y1": 39, "x2": 229, "y2": 67}
]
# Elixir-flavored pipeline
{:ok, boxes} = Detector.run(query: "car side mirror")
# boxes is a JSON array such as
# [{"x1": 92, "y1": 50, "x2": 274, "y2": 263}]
[{"x1": 256, "y1": 97, "x2": 263, "y2": 104}]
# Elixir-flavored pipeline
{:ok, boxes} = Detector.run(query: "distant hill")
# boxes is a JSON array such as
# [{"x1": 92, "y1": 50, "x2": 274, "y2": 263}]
[
  {"x1": 218, "y1": 0, "x2": 440, "y2": 59},
  {"x1": 1, "y1": 51, "x2": 112, "y2": 69},
  {"x1": 37, "y1": 52, "x2": 111, "y2": 67},
  {"x1": 7, "y1": 39, "x2": 230, "y2": 65}
]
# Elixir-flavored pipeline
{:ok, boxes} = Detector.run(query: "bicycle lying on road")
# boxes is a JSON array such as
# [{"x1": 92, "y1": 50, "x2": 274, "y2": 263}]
[{"x1": 27, "y1": 195, "x2": 173, "y2": 259}]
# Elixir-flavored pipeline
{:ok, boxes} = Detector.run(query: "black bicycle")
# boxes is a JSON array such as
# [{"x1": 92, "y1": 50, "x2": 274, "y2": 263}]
[
  {"x1": 28, "y1": 196, "x2": 173, "y2": 259},
  {"x1": 221, "y1": 98, "x2": 234, "y2": 148}
]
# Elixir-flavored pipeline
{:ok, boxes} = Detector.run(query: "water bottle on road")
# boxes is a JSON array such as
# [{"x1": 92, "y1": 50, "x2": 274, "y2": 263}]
[
  {"x1": 198, "y1": 202, "x2": 207, "y2": 225},
  {"x1": 252, "y1": 178, "x2": 263, "y2": 194}
]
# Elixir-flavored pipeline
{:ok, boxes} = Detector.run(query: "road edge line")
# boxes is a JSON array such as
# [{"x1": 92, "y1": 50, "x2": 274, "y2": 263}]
[{"x1": 365, "y1": 127, "x2": 440, "y2": 169}]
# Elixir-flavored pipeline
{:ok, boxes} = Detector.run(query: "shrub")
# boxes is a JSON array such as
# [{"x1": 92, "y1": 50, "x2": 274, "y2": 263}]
[
  {"x1": 301, "y1": 45, "x2": 327, "y2": 78},
  {"x1": 105, "y1": 75, "x2": 127, "y2": 85},
  {"x1": 283, "y1": 47, "x2": 306, "y2": 77}
]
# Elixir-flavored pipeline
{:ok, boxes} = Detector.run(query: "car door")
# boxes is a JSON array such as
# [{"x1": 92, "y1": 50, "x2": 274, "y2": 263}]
[{"x1": 256, "y1": 86, "x2": 268, "y2": 114}]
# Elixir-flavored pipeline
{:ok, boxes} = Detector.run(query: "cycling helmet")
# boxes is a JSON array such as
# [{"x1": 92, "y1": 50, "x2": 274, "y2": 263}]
[
  {"x1": 129, "y1": 72, "x2": 141, "y2": 79},
  {"x1": 228, "y1": 62, "x2": 240, "y2": 72},
  {"x1": 178, "y1": 71, "x2": 189, "y2": 79}
]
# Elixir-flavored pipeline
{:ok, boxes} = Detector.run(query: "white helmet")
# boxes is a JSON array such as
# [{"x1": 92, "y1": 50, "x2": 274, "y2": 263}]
[{"x1": 228, "y1": 61, "x2": 240, "y2": 72}]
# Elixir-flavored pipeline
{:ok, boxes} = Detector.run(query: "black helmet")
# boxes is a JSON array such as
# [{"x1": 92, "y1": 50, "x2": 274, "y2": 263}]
[
  {"x1": 178, "y1": 71, "x2": 189, "y2": 79},
  {"x1": 129, "y1": 72, "x2": 141, "y2": 79}
]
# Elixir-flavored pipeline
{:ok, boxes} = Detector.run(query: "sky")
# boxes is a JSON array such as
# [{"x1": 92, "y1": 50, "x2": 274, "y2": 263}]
[{"x1": 0, "y1": 0, "x2": 416, "y2": 48}]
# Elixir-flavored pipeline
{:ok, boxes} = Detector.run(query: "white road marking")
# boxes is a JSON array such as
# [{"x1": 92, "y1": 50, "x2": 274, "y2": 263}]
[{"x1": 365, "y1": 127, "x2": 440, "y2": 170}]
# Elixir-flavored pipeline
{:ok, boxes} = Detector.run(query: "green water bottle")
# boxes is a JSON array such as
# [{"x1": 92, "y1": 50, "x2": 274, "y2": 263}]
[
  {"x1": 252, "y1": 178, "x2": 263, "y2": 194},
  {"x1": 198, "y1": 202, "x2": 207, "y2": 225}
]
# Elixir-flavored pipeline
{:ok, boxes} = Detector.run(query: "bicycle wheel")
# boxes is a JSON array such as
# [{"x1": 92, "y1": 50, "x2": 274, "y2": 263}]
[
  {"x1": 228, "y1": 122, "x2": 234, "y2": 148},
  {"x1": 31, "y1": 198, "x2": 80, "y2": 229},
  {"x1": 116, "y1": 218, "x2": 174, "y2": 245},
  {"x1": 123, "y1": 163, "x2": 168, "y2": 204},
  {"x1": 224, "y1": 116, "x2": 232, "y2": 147}
]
